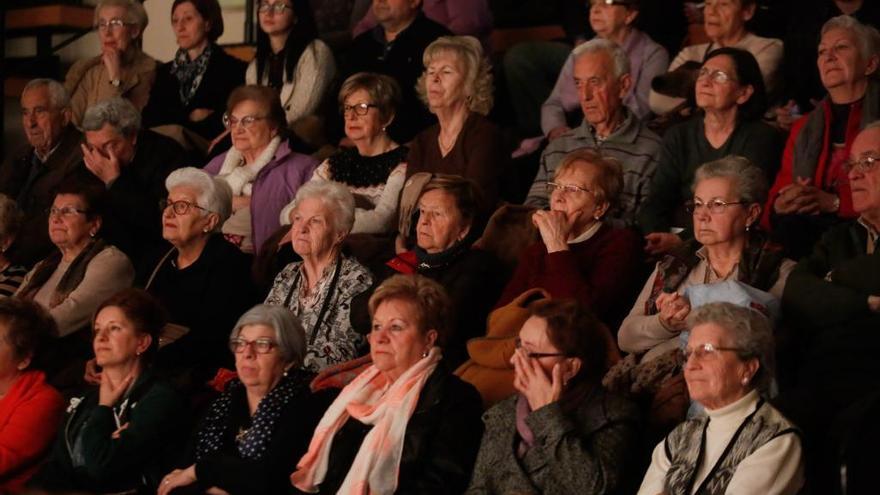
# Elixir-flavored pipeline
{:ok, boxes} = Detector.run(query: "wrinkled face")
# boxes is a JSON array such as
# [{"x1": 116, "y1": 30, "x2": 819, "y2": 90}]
[
  {"x1": 289, "y1": 196, "x2": 341, "y2": 259},
  {"x1": 703, "y1": 0, "x2": 752, "y2": 42},
  {"x1": 372, "y1": 0, "x2": 420, "y2": 27},
  {"x1": 20, "y1": 86, "x2": 69, "y2": 155},
  {"x1": 229, "y1": 99, "x2": 276, "y2": 156},
  {"x1": 589, "y1": 0, "x2": 636, "y2": 39},
  {"x1": 818, "y1": 28, "x2": 872, "y2": 91},
  {"x1": 162, "y1": 185, "x2": 213, "y2": 247},
  {"x1": 258, "y1": 0, "x2": 295, "y2": 36},
  {"x1": 84, "y1": 123, "x2": 137, "y2": 166},
  {"x1": 48, "y1": 194, "x2": 99, "y2": 251},
  {"x1": 424, "y1": 52, "x2": 467, "y2": 111},
  {"x1": 695, "y1": 54, "x2": 752, "y2": 112},
  {"x1": 692, "y1": 177, "x2": 755, "y2": 246},
  {"x1": 234, "y1": 324, "x2": 287, "y2": 391},
  {"x1": 0, "y1": 323, "x2": 28, "y2": 382},
  {"x1": 97, "y1": 5, "x2": 140, "y2": 53},
  {"x1": 93, "y1": 306, "x2": 151, "y2": 368},
  {"x1": 343, "y1": 88, "x2": 386, "y2": 142},
  {"x1": 684, "y1": 322, "x2": 756, "y2": 409},
  {"x1": 369, "y1": 298, "x2": 436, "y2": 381},
  {"x1": 574, "y1": 51, "x2": 627, "y2": 129},
  {"x1": 550, "y1": 162, "x2": 607, "y2": 230},
  {"x1": 172, "y1": 1, "x2": 211, "y2": 52},
  {"x1": 416, "y1": 188, "x2": 470, "y2": 254},
  {"x1": 848, "y1": 127, "x2": 880, "y2": 215}
]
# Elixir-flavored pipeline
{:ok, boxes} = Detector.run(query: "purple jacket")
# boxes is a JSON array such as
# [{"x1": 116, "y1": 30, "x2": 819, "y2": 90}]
[{"x1": 204, "y1": 140, "x2": 317, "y2": 253}]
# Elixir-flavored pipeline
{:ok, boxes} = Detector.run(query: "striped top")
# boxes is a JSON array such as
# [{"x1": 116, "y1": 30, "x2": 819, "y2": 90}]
[{"x1": 0, "y1": 264, "x2": 27, "y2": 298}]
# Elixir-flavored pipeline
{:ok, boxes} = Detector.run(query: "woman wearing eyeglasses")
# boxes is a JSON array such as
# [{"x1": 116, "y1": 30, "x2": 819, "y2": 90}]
[
  {"x1": 466, "y1": 298, "x2": 640, "y2": 495},
  {"x1": 158, "y1": 304, "x2": 332, "y2": 495},
  {"x1": 639, "y1": 47, "x2": 782, "y2": 256},
  {"x1": 496, "y1": 149, "x2": 642, "y2": 329},
  {"x1": 65, "y1": 0, "x2": 157, "y2": 127},
  {"x1": 619, "y1": 156, "x2": 794, "y2": 363},
  {"x1": 283, "y1": 72, "x2": 408, "y2": 235},
  {"x1": 204, "y1": 85, "x2": 318, "y2": 254},
  {"x1": 248, "y1": 0, "x2": 335, "y2": 128},
  {"x1": 638, "y1": 302, "x2": 804, "y2": 495}
]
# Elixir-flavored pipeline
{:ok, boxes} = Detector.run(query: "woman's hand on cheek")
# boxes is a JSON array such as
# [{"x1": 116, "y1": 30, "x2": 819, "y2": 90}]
[
  {"x1": 512, "y1": 349, "x2": 563, "y2": 411},
  {"x1": 101, "y1": 47, "x2": 122, "y2": 82},
  {"x1": 533, "y1": 210, "x2": 574, "y2": 253}
]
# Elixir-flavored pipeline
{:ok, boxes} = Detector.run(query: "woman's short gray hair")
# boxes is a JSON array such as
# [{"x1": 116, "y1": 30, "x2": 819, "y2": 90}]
[
  {"x1": 821, "y1": 15, "x2": 880, "y2": 64},
  {"x1": 94, "y1": 0, "x2": 149, "y2": 35},
  {"x1": 230, "y1": 304, "x2": 306, "y2": 366},
  {"x1": 165, "y1": 167, "x2": 232, "y2": 230},
  {"x1": 282, "y1": 180, "x2": 356, "y2": 236},
  {"x1": 81, "y1": 97, "x2": 141, "y2": 137},
  {"x1": 23, "y1": 79, "x2": 70, "y2": 110},
  {"x1": 689, "y1": 302, "x2": 776, "y2": 396},
  {"x1": 0, "y1": 195, "x2": 23, "y2": 245},
  {"x1": 572, "y1": 38, "x2": 631, "y2": 79},
  {"x1": 693, "y1": 155, "x2": 769, "y2": 206},
  {"x1": 417, "y1": 36, "x2": 494, "y2": 115}
]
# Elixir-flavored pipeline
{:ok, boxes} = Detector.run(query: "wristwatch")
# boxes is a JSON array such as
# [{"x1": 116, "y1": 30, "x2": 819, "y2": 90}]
[{"x1": 110, "y1": 78, "x2": 121, "y2": 88}]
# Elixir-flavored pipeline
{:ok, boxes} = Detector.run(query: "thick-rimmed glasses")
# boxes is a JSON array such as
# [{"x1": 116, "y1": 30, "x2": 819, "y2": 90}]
[
  {"x1": 515, "y1": 338, "x2": 567, "y2": 359},
  {"x1": 222, "y1": 113, "x2": 266, "y2": 130},
  {"x1": 697, "y1": 67, "x2": 736, "y2": 85},
  {"x1": 843, "y1": 154, "x2": 880, "y2": 174},
  {"x1": 94, "y1": 18, "x2": 131, "y2": 32},
  {"x1": 229, "y1": 337, "x2": 278, "y2": 354},
  {"x1": 160, "y1": 199, "x2": 210, "y2": 216},
  {"x1": 341, "y1": 103, "x2": 378, "y2": 116},
  {"x1": 257, "y1": 2, "x2": 292, "y2": 14},
  {"x1": 685, "y1": 199, "x2": 746, "y2": 215},
  {"x1": 47, "y1": 206, "x2": 88, "y2": 218},
  {"x1": 681, "y1": 342, "x2": 741, "y2": 361},
  {"x1": 546, "y1": 181, "x2": 597, "y2": 196}
]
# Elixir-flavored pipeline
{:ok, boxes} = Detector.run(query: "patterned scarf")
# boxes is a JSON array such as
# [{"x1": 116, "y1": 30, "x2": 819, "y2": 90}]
[
  {"x1": 196, "y1": 369, "x2": 312, "y2": 461},
  {"x1": 170, "y1": 44, "x2": 213, "y2": 107},
  {"x1": 291, "y1": 347, "x2": 442, "y2": 494}
]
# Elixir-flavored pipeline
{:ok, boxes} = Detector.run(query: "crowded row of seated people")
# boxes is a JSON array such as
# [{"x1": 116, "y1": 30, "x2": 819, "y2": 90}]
[{"x1": 0, "y1": 0, "x2": 879, "y2": 493}]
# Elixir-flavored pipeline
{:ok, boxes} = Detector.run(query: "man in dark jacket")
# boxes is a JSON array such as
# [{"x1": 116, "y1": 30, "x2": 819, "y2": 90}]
[
  {"x1": 0, "y1": 79, "x2": 83, "y2": 267},
  {"x1": 79, "y1": 97, "x2": 187, "y2": 275},
  {"x1": 343, "y1": 0, "x2": 451, "y2": 143},
  {"x1": 778, "y1": 123, "x2": 880, "y2": 493}
]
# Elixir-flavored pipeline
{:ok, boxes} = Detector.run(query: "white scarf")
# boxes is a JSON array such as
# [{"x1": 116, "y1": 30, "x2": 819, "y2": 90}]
[{"x1": 216, "y1": 135, "x2": 282, "y2": 196}]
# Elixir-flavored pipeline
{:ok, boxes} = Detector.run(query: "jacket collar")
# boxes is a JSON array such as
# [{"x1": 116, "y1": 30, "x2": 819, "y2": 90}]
[{"x1": 575, "y1": 106, "x2": 640, "y2": 146}]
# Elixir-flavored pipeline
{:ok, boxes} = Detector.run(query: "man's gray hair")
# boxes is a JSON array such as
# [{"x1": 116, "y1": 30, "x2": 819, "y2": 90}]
[
  {"x1": 230, "y1": 304, "x2": 306, "y2": 366},
  {"x1": 22, "y1": 79, "x2": 70, "y2": 110},
  {"x1": 81, "y1": 97, "x2": 141, "y2": 136},
  {"x1": 281, "y1": 180, "x2": 356, "y2": 236},
  {"x1": 572, "y1": 38, "x2": 631, "y2": 79},
  {"x1": 165, "y1": 167, "x2": 232, "y2": 231},
  {"x1": 689, "y1": 302, "x2": 776, "y2": 396},
  {"x1": 821, "y1": 15, "x2": 880, "y2": 64},
  {"x1": 693, "y1": 155, "x2": 769, "y2": 206}
]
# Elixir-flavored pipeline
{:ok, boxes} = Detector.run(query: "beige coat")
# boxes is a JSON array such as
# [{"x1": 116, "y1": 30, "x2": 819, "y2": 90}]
[{"x1": 65, "y1": 50, "x2": 157, "y2": 126}]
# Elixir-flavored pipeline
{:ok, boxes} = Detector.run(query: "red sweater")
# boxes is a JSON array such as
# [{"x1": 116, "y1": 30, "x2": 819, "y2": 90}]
[
  {"x1": 495, "y1": 223, "x2": 643, "y2": 326},
  {"x1": 0, "y1": 370, "x2": 64, "y2": 491}
]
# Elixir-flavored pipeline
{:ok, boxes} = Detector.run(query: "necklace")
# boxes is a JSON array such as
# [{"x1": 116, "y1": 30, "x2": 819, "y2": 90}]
[{"x1": 438, "y1": 131, "x2": 458, "y2": 155}]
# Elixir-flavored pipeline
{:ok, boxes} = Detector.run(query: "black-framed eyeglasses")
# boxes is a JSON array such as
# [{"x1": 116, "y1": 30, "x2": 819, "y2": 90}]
[
  {"x1": 222, "y1": 113, "x2": 267, "y2": 130},
  {"x1": 546, "y1": 181, "x2": 597, "y2": 196},
  {"x1": 843, "y1": 154, "x2": 880, "y2": 174},
  {"x1": 160, "y1": 199, "x2": 210, "y2": 216},
  {"x1": 341, "y1": 103, "x2": 378, "y2": 116},
  {"x1": 47, "y1": 206, "x2": 88, "y2": 218},
  {"x1": 697, "y1": 67, "x2": 736, "y2": 84},
  {"x1": 229, "y1": 337, "x2": 278, "y2": 354},
  {"x1": 257, "y1": 2, "x2": 292, "y2": 14},
  {"x1": 681, "y1": 342, "x2": 741, "y2": 361},
  {"x1": 514, "y1": 338, "x2": 567, "y2": 359},
  {"x1": 94, "y1": 18, "x2": 132, "y2": 31},
  {"x1": 685, "y1": 199, "x2": 746, "y2": 215}
]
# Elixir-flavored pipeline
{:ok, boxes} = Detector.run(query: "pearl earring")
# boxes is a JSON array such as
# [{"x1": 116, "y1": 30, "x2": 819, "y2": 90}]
[
  {"x1": 421, "y1": 349, "x2": 429, "y2": 358},
  {"x1": 741, "y1": 376, "x2": 749, "y2": 385}
]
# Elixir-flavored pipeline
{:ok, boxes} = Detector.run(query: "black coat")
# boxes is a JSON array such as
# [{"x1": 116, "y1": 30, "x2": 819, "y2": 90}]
[
  {"x1": 315, "y1": 366, "x2": 484, "y2": 495},
  {"x1": 142, "y1": 45, "x2": 247, "y2": 140},
  {"x1": 0, "y1": 125, "x2": 83, "y2": 267}
]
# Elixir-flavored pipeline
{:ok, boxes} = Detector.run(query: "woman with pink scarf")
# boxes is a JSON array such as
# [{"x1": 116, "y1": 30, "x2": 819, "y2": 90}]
[{"x1": 291, "y1": 274, "x2": 484, "y2": 494}]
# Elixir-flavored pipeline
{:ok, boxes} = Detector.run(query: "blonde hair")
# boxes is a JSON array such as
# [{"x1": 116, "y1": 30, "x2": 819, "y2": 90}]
[
  {"x1": 368, "y1": 274, "x2": 452, "y2": 346},
  {"x1": 416, "y1": 36, "x2": 494, "y2": 115},
  {"x1": 555, "y1": 149, "x2": 624, "y2": 205}
]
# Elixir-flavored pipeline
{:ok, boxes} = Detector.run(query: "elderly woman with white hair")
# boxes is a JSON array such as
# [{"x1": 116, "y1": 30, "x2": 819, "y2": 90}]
[
  {"x1": 638, "y1": 302, "x2": 804, "y2": 495},
  {"x1": 158, "y1": 304, "x2": 333, "y2": 495},
  {"x1": 265, "y1": 180, "x2": 373, "y2": 371},
  {"x1": 65, "y1": 0, "x2": 156, "y2": 126}
]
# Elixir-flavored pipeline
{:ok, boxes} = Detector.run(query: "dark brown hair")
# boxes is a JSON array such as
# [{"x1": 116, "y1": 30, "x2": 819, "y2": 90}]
[
  {"x1": 93, "y1": 289, "x2": 168, "y2": 363},
  {"x1": 172, "y1": 0, "x2": 225, "y2": 41},
  {"x1": 0, "y1": 298, "x2": 58, "y2": 371}
]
